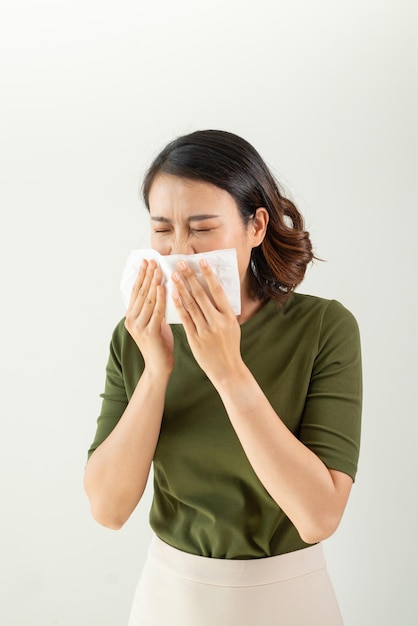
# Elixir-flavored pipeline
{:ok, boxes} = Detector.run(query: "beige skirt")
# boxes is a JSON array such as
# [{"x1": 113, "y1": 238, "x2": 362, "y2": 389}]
[{"x1": 127, "y1": 535, "x2": 343, "y2": 626}]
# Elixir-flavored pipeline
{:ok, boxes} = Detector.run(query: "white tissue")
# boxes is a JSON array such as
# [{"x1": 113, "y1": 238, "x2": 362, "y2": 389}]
[{"x1": 120, "y1": 248, "x2": 241, "y2": 324}]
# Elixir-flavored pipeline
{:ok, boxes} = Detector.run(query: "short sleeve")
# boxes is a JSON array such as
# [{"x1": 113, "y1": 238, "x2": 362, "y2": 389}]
[
  {"x1": 299, "y1": 300, "x2": 362, "y2": 481},
  {"x1": 86, "y1": 320, "x2": 130, "y2": 460}
]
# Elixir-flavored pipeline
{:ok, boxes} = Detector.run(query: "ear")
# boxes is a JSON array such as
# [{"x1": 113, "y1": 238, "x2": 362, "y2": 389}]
[{"x1": 250, "y1": 207, "x2": 269, "y2": 247}]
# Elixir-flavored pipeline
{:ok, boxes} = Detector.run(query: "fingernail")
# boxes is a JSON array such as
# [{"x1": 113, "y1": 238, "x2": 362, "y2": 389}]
[
  {"x1": 200, "y1": 258, "x2": 208, "y2": 268},
  {"x1": 172, "y1": 272, "x2": 180, "y2": 282},
  {"x1": 178, "y1": 260, "x2": 187, "y2": 270}
]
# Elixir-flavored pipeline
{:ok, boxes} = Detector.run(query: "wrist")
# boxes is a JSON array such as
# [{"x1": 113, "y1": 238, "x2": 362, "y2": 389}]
[
  {"x1": 143, "y1": 363, "x2": 173, "y2": 385},
  {"x1": 209, "y1": 361, "x2": 251, "y2": 391}
]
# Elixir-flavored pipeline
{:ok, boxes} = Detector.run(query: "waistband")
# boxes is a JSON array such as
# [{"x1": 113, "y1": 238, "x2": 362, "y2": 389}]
[{"x1": 148, "y1": 535, "x2": 326, "y2": 587}]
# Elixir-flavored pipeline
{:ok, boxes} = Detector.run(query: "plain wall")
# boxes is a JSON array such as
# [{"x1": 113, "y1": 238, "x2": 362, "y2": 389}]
[{"x1": 1, "y1": 1, "x2": 417, "y2": 624}]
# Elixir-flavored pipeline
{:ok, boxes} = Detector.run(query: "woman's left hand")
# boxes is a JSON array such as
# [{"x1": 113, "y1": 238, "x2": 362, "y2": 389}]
[{"x1": 171, "y1": 259, "x2": 243, "y2": 384}]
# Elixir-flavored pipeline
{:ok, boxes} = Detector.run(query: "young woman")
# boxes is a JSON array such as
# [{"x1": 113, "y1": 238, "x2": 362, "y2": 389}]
[{"x1": 84, "y1": 130, "x2": 362, "y2": 625}]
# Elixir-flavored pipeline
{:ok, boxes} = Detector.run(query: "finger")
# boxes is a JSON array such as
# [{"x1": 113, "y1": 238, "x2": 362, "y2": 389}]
[
  {"x1": 176, "y1": 261, "x2": 212, "y2": 308},
  {"x1": 135, "y1": 265, "x2": 163, "y2": 325},
  {"x1": 177, "y1": 260, "x2": 230, "y2": 323},
  {"x1": 198, "y1": 259, "x2": 232, "y2": 312},
  {"x1": 171, "y1": 269, "x2": 207, "y2": 328},
  {"x1": 148, "y1": 284, "x2": 167, "y2": 331},
  {"x1": 129, "y1": 259, "x2": 157, "y2": 313},
  {"x1": 128, "y1": 259, "x2": 148, "y2": 308},
  {"x1": 172, "y1": 287, "x2": 200, "y2": 335}
]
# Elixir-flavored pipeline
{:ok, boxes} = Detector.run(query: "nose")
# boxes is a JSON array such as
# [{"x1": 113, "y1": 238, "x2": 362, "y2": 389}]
[{"x1": 170, "y1": 237, "x2": 195, "y2": 255}]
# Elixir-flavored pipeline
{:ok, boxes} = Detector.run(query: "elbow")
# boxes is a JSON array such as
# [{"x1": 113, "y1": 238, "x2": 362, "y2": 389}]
[
  {"x1": 83, "y1": 461, "x2": 146, "y2": 530},
  {"x1": 86, "y1": 488, "x2": 144, "y2": 529},
  {"x1": 299, "y1": 528, "x2": 335, "y2": 546},
  {"x1": 90, "y1": 504, "x2": 127, "y2": 530},
  {"x1": 84, "y1": 479, "x2": 131, "y2": 530},
  {"x1": 85, "y1": 487, "x2": 144, "y2": 529},
  {"x1": 297, "y1": 512, "x2": 342, "y2": 545}
]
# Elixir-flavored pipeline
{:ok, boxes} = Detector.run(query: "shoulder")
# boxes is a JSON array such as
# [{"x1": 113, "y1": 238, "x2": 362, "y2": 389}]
[
  {"x1": 288, "y1": 292, "x2": 354, "y2": 314},
  {"x1": 288, "y1": 293, "x2": 359, "y2": 328},
  {"x1": 283, "y1": 294, "x2": 361, "y2": 355}
]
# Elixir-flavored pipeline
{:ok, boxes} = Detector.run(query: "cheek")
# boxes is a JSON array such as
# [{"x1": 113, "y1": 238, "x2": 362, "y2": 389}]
[{"x1": 150, "y1": 235, "x2": 168, "y2": 254}]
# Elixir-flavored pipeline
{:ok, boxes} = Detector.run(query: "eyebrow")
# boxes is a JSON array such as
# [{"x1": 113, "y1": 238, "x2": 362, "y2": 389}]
[{"x1": 150, "y1": 214, "x2": 221, "y2": 223}]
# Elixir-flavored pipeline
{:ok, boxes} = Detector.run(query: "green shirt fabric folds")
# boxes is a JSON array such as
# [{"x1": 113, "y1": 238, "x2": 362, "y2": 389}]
[{"x1": 87, "y1": 294, "x2": 362, "y2": 559}]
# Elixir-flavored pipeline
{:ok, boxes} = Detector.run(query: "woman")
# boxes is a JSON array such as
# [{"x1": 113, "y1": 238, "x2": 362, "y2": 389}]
[{"x1": 84, "y1": 130, "x2": 362, "y2": 625}]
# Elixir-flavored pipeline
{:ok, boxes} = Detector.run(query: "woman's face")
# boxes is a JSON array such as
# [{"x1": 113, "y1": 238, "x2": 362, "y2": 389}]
[{"x1": 148, "y1": 174, "x2": 267, "y2": 294}]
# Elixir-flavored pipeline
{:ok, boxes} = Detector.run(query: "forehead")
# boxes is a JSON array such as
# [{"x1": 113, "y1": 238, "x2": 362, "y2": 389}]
[{"x1": 148, "y1": 174, "x2": 238, "y2": 215}]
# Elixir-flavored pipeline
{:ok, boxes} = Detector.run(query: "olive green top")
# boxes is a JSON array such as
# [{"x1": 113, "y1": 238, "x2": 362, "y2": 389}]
[{"x1": 87, "y1": 294, "x2": 362, "y2": 559}]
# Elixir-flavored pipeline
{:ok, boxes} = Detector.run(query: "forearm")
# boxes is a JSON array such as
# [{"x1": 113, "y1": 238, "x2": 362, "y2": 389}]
[
  {"x1": 84, "y1": 368, "x2": 169, "y2": 529},
  {"x1": 214, "y1": 365, "x2": 351, "y2": 544}
]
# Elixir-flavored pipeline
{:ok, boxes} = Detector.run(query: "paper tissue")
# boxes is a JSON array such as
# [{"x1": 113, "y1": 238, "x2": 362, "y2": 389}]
[{"x1": 120, "y1": 248, "x2": 241, "y2": 324}]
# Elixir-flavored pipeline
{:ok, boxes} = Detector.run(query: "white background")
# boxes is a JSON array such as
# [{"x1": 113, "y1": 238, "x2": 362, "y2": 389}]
[{"x1": 1, "y1": 1, "x2": 417, "y2": 624}]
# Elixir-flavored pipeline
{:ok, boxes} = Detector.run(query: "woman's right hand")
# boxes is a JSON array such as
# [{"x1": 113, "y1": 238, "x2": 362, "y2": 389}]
[{"x1": 124, "y1": 259, "x2": 174, "y2": 376}]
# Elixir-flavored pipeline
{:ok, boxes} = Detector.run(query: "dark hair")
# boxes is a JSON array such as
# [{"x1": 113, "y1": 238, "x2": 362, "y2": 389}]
[{"x1": 142, "y1": 129, "x2": 314, "y2": 306}]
